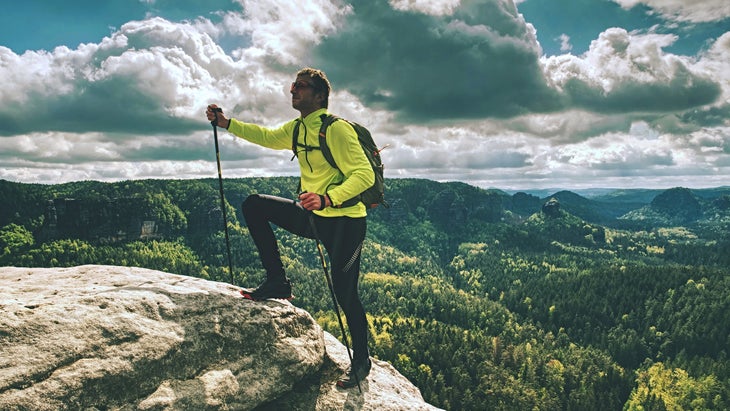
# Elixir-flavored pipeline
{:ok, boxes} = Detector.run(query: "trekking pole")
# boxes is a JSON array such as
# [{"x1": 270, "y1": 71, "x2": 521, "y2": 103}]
[
  {"x1": 307, "y1": 213, "x2": 362, "y2": 393},
  {"x1": 211, "y1": 108, "x2": 235, "y2": 286}
]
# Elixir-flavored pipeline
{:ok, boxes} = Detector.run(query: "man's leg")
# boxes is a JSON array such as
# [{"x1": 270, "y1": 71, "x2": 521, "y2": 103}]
[
  {"x1": 240, "y1": 194, "x2": 312, "y2": 299},
  {"x1": 317, "y1": 215, "x2": 371, "y2": 386}
]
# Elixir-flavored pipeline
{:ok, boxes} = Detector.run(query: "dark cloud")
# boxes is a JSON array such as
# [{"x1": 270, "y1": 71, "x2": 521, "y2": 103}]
[
  {"x1": 646, "y1": 104, "x2": 730, "y2": 135},
  {"x1": 461, "y1": 149, "x2": 531, "y2": 168},
  {"x1": 0, "y1": 87, "x2": 203, "y2": 137},
  {"x1": 313, "y1": 0, "x2": 563, "y2": 122},
  {"x1": 679, "y1": 104, "x2": 730, "y2": 128},
  {"x1": 120, "y1": 138, "x2": 208, "y2": 162},
  {"x1": 5, "y1": 78, "x2": 202, "y2": 136},
  {"x1": 563, "y1": 70, "x2": 721, "y2": 114},
  {"x1": 316, "y1": 4, "x2": 724, "y2": 131}
]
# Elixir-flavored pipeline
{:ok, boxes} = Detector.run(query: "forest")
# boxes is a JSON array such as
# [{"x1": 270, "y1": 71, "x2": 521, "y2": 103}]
[{"x1": 1, "y1": 177, "x2": 729, "y2": 410}]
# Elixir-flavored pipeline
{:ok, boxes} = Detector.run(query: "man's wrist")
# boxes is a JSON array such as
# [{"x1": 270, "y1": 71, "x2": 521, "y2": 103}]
[{"x1": 317, "y1": 194, "x2": 328, "y2": 210}]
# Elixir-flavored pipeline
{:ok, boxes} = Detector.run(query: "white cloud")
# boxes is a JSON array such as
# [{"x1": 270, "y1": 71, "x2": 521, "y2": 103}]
[
  {"x1": 0, "y1": 47, "x2": 76, "y2": 105},
  {"x1": 695, "y1": 32, "x2": 730, "y2": 101},
  {"x1": 556, "y1": 126, "x2": 673, "y2": 170},
  {"x1": 546, "y1": 28, "x2": 681, "y2": 93},
  {"x1": 558, "y1": 33, "x2": 573, "y2": 52},
  {"x1": 228, "y1": 0, "x2": 348, "y2": 65},
  {"x1": 388, "y1": 0, "x2": 461, "y2": 16},
  {"x1": 506, "y1": 111, "x2": 634, "y2": 143},
  {"x1": 612, "y1": 0, "x2": 730, "y2": 23},
  {"x1": 542, "y1": 27, "x2": 721, "y2": 113}
]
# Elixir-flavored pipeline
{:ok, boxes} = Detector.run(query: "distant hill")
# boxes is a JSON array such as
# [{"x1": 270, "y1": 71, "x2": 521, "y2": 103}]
[
  {"x1": 503, "y1": 189, "x2": 655, "y2": 227},
  {"x1": 524, "y1": 198, "x2": 607, "y2": 247},
  {"x1": 620, "y1": 187, "x2": 730, "y2": 227},
  {"x1": 509, "y1": 187, "x2": 730, "y2": 228},
  {"x1": 538, "y1": 190, "x2": 626, "y2": 225}
]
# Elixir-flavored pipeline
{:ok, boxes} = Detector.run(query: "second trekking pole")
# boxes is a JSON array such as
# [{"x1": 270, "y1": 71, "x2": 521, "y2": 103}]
[
  {"x1": 211, "y1": 108, "x2": 235, "y2": 286},
  {"x1": 307, "y1": 213, "x2": 362, "y2": 393}
]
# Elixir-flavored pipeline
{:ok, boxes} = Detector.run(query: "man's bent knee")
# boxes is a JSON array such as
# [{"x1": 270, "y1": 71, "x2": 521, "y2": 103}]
[{"x1": 242, "y1": 193, "x2": 261, "y2": 209}]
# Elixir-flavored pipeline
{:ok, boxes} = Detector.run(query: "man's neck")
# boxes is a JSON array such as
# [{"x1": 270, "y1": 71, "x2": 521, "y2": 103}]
[{"x1": 299, "y1": 107, "x2": 326, "y2": 119}]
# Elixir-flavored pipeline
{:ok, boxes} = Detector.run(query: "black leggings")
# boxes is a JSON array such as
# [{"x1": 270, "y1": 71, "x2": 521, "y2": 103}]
[{"x1": 241, "y1": 194, "x2": 369, "y2": 360}]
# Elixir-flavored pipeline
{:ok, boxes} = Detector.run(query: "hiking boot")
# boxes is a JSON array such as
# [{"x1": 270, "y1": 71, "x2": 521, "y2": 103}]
[
  {"x1": 337, "y1": 357, "x2": 371, "y2": 388},
  {"x1": 240, "y1": 278, "x2": 292, "y2": 301}
]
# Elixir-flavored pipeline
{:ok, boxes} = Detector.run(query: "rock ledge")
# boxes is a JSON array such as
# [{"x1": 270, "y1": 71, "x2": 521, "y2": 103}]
[{"x1": 0, "y1": 265, "x2": 440, "y2": 410}]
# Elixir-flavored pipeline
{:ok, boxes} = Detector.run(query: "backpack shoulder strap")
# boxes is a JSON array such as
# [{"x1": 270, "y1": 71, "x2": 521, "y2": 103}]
[
  {"x1": 318, "y1": 114, "x2": 341, "y2": 170},
  {"x1": 291, "y1": 118, "x2": 301, "y2": 158}
]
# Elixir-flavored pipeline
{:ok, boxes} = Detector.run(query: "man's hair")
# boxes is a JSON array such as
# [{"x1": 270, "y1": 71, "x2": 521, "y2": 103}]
[{"x1": 297, "y1": 67, "x2": 331, "y2": 108}]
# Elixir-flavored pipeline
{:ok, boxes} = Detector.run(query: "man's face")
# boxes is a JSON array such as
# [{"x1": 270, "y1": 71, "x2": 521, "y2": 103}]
[{"x1": 291, "y1": 75, "x2": 323, "y2": 114}]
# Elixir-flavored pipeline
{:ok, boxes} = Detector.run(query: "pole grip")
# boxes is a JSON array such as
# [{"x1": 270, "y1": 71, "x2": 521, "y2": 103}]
[{"x1": 211, "y1": 107, "x2": 223, "y2": 127}]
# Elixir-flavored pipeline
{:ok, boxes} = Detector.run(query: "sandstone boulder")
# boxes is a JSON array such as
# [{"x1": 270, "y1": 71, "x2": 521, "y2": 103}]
[{"x1": 0, "y1": 265, "x2": 440, "y2": 410}]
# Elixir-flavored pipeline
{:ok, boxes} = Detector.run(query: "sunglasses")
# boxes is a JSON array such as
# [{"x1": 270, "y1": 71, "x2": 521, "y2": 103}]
[{"x1": 291, "y1": 81, "x2": 315, "y2": 92}]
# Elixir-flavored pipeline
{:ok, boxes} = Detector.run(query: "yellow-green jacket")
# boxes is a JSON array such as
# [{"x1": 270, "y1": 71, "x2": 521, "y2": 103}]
[{"x1": 227, "y1": 108, "x2": 374, "y2": 218}]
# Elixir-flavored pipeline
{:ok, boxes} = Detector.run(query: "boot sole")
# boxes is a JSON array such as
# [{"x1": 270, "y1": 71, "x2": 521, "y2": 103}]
[
  {"x1": 240, "y1": 289, "x2": 294, "y2": 301},
  {"x1": 336, "y1": 360, "x2": 371, "y2": 388},
  {"x1": 336, "y1": 380, "x2": 357, "y2": 389}
]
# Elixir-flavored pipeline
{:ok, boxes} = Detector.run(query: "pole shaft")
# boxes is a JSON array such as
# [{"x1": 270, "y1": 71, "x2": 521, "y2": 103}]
[{"x1": 212, "y1": 123, "x2": 235, "y2": 285}]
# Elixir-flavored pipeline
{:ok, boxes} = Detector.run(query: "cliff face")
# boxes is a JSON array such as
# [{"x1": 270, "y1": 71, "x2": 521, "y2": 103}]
[{"x1": 0, "y1": 265, "x2": 439, "y2": 411}]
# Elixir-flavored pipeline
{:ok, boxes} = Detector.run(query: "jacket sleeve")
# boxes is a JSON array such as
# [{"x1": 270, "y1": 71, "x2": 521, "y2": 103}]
[
  {"x1": 226, "y1": 118, "x2": 293, "y2": 150},
  {"x1": 325, "y1": 120, "x2": 375, "y2": 206}
]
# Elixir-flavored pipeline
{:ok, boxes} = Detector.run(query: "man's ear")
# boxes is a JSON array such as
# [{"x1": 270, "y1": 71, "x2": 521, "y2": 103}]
[{"x1": 315, "y1": 91, "x2": 326, "y2": 106}]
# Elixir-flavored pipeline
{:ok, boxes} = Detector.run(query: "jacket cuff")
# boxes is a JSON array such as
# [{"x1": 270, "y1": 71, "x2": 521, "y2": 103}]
[{"x1": 326, "y1": 190, "x2": 340, "y2": 207}]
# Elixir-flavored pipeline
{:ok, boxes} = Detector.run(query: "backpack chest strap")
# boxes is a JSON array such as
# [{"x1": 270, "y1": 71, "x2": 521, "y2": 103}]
[{"x1": 291, "y1": 114, "x2": 341, "y2": 171}]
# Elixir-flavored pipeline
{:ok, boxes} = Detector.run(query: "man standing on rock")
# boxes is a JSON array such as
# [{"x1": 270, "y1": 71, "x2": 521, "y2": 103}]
[{"x1": 205, "y1": 67, "x2": 373, "y2": 388}]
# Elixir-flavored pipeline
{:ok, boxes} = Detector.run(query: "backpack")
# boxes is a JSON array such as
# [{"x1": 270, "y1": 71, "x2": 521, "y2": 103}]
[{"x1": 292, "y1": 114, "x2": 387, "y2": 209}]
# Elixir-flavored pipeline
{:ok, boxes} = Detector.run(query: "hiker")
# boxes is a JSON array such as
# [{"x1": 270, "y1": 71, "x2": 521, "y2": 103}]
[{"x1": 205, "y1": 67, "x2": 374, "y2": 388}]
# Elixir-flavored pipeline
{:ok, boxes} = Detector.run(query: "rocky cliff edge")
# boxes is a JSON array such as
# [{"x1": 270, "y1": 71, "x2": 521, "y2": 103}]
[{"x1": 0, "y1": 265, "x2": 440, "y2": 410}]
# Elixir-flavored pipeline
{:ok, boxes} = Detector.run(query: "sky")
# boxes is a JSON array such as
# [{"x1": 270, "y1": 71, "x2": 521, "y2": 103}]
[{"x1": 1, "y1": 0, "x2": 729, "y2": 191}]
